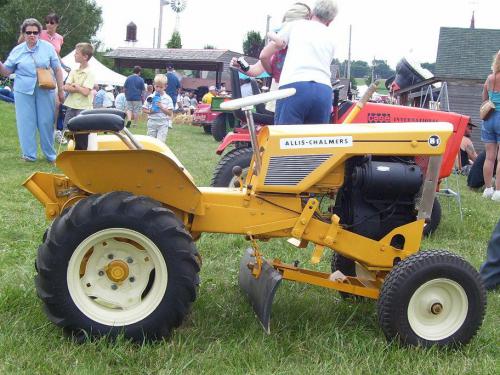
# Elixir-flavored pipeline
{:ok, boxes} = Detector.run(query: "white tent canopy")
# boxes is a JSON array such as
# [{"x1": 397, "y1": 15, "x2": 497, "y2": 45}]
[{"x1": 62, "y1": 50, "x2": 127, "y2": 86}]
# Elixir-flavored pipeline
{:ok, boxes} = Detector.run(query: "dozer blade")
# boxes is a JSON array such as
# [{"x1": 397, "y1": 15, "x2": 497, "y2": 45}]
[{"x1": 238, "y1": 248, "x2": 282, "y2": 334}]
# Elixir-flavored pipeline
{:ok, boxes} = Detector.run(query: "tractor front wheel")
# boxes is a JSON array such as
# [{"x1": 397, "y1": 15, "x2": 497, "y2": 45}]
[
  {"x1": 211, "y1": 113, "x2": 234, "y2": 142},
  {"x1": 203, "y1": 124, "x2": 211, "y2": 134},
  {"x1": 211, "y1": 147, "x2": 253, "y2": 187},
  {"x1": 377, "y1": 250, "x2": 486, "y2": 347},
  {"x1": 35, "y1": 192, "x2": 200, "y2": 342}
]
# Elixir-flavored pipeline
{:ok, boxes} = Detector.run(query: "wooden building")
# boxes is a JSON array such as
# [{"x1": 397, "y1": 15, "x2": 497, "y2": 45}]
[{"x1": 394, "y1": 27, "x2": 500, "y2": 152}]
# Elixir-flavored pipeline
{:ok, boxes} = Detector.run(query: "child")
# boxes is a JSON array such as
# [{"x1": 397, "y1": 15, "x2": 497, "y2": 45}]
[
  {"x1": 62, "y1": 42, "x2": 95, "y2": 150},
  {"x1": 142, "y1": 74, "x2": 173, "y2": 142}
]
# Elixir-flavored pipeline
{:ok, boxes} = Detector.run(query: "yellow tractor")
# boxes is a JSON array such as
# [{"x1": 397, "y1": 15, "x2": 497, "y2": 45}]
[{"x1": 24, "y1": 89, "x2": 485, "y2": 347}]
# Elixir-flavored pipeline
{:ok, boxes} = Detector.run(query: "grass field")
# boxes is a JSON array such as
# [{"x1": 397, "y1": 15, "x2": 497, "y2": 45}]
[{"x1": 0, "y1": 101, "x2": 498, "y2": 374}]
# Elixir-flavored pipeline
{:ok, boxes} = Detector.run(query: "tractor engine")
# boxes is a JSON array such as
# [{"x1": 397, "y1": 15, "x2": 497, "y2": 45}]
[{"x1": 333, "y1": 156, "x2": 423, "y2": 246}]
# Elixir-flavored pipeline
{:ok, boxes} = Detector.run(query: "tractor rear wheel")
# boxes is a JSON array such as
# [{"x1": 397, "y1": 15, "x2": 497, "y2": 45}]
[
  {"x1": 211, "y1": 113, "x2": 233, "y2": 142},
  {"x1": 203, "y1": 124, "x2": 211, "y2": 134},
  {"x1": 377, "y1": 250, "x2": 486, "y2": 347},
  {"x1": 211, "y1": 147, "x2": 253, "y2": 187},
  {"x1": 35, "y1": 192, "x2": 200, "y2": 342}
]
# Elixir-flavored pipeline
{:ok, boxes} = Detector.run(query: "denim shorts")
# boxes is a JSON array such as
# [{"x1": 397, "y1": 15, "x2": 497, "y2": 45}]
[{"x1": 481, "y1": 110, "x2": 500, "y2": 143}]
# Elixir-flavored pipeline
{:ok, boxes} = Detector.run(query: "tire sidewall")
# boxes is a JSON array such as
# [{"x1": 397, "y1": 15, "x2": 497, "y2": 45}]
[
  {"x1": 40, "y1": 197, "x2": 194, "y2": 338},
  {"x1": 389, "y1": 262, "x2": 483, "y2": 346},
  {"x1": 211, "y1": 148, "x2": 253, "y2": 187}
]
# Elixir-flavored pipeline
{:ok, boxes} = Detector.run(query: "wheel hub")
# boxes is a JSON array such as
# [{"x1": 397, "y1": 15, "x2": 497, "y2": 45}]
[
  {"x1": 430, "y1": 302, "x2": 443, "y2": 315},
  {"x1": 106, "y1": 260, "x2": 129, "y2": 282}
]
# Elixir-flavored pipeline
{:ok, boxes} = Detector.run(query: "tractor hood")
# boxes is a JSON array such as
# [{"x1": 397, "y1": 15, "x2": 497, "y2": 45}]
[{"x1": 254, "y1": 122, "x2": 453, "y2": 194}]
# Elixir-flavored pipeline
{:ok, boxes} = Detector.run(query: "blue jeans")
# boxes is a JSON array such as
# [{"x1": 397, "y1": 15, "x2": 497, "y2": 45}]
[
  {"x1": 14, "y1": 87, "x2": 56, "y2": 162},
  {"x1": 0, "y1": 88, "x2": 14, "y2": 103},
  {"x1": 480, "y1": 219, "x2": 500, "y2": 290},
  {"x1": 274, "y1": 81, "x2": 332, "y2": 125},
  {"x1": 481, "y1": 110, "x2": 500, "y2": 143}
]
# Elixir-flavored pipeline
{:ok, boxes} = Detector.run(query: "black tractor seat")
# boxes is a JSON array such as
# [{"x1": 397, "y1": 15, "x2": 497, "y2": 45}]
[
  {"x1": 67, "y1": 113, "x2": 125, "y2": 132},
  {"x1": 230, "y1": 67, "x2": 274, "y2": 125},
  {"x1": 81, "y1": 108, "x2": 127, "y2": 119}
]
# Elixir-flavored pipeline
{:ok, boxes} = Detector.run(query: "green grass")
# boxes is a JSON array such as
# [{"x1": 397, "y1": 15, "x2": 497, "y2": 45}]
[{"x1": 0, "y1": 101, "x2": 498, "y2": 374}]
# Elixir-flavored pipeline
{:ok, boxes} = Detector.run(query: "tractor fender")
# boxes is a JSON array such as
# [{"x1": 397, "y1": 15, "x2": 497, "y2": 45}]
[
  {"x1": 56, "y1": 149, "x2": 203, "y2": 215},
  {"x1": 216, "y1": 131, "x2": 252, "y2": 155}
]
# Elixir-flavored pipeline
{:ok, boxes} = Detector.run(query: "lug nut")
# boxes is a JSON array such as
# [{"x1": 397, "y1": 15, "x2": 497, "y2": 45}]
[
  {"x1": 108, "y1": 254, "x2": 114, "y2": 260},
  {"x1": 98, "y1": 271, "x2": 104, "y2": 276},
  {"x1": 111, "y1": 284, "x2": 118, "y2": 290},
  {"x1": 129, "y1": 277, "x2": 135, "y2": 283},
  {"x1": 127, "y1": 257, "x2": 133, "y2": 264}
]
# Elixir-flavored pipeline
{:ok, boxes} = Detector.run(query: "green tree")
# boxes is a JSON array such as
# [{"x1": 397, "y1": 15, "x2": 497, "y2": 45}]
[
  {"x1": 421, "y1": 62, "x2": 436, "y2": 74},
  {"x1": 204, "y1": 44, "x2": 215, "y2": 49},
  {"x1": 0, "y1": 0, "x2": 102, "y2": 57},
  {"x1": 166, "y1": 31, "x2": 182, "y2": 48},
  {"x1": 242, "y1": 31, "x2": 264, "y2": 58},
  {"x1": 373, "y1": 59, "x2": 394, "y2": 79},
  {"x1": 350, "y1": 60, "x2": 370, "y2": 78}
]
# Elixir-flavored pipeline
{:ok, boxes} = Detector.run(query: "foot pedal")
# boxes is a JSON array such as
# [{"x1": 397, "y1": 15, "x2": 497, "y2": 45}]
[{"x1": 238, "y1": 248, "x2": 282, "y2": 334}]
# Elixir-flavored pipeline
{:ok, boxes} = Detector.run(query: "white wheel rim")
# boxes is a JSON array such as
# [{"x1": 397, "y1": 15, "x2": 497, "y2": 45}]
[
  {"x1": 67, "y1": 228, "x2": 168, "y2": 326},
  {"x1": 229, "y1": 167, "x2": 249, "y2": 188},
  {"x1": 407, "y1": 278, "x2": 468, "y2": 341}
]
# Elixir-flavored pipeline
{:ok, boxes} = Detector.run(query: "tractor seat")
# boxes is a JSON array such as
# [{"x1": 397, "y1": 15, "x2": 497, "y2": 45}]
[
  {"x1": 67, "y1": 113, "x2": 125, "y2": 132},
  {"x1": 81, "y1": 108, "x2": 127, "y2": 119},
  {"x1": 229, "y1": 67, "x2": 275, "y2": 125}
]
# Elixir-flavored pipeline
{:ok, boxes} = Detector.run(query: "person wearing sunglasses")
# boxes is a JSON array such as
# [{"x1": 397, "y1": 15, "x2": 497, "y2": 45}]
[
  {"x1": 0, "y1": 18, "x2": 64, "y2": 163},
  {"x1": 40, "y1": 13, "x2": 70, "y2": 73}
]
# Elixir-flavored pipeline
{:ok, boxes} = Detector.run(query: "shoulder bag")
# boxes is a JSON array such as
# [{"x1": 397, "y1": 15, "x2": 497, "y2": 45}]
[
  {"x1": 31, "y1": 53, "x2": 56, "y2": 90},
  {"x1": 480, "y1": 75, "x2": 496, "y2": 120}
]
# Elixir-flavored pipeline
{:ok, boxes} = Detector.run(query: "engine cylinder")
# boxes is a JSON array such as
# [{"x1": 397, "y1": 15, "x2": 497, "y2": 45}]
[{"x1": 352, "y1": 161, "x2": 422, "y2": 201}]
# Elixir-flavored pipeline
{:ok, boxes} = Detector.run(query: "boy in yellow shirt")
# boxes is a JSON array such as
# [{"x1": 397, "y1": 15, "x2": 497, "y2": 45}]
[{"x1": 63, "y1": 42, "x2": 95, "y2": 149}]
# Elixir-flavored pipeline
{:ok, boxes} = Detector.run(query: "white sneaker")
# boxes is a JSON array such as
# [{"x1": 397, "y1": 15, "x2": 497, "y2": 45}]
[
  {"x1": 55, "y1": 130, "x2": 68, "y2": 145},
  {"x1": 483, "y1": 186, "x2": 494, "y2": 199},
  {"x1": 492, "y1": 190, "x2": 500, "y2": 202}
]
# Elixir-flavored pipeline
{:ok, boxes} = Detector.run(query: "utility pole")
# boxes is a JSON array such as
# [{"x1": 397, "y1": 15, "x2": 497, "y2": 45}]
[
  {"x1": 347, "y1": 24, "x2": 352, "y2": 99},
  {"x1": 347, "y1": 24, "x2": 352, "y2": 81},
  {"x1": 265, "y1": 15, "x2": 271, "y2": 43},
  {"x1": 153, "y1": 28, "x2": 156, "y2": 48},
  {"x1": 157, "y1": 0, "x2": 170, "y2": 48}
]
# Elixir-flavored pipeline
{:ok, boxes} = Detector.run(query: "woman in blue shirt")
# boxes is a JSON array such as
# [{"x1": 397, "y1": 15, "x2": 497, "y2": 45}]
[
  {"x1": 481, "y1": 50, "x2": 500, "y2": 201},
  {"x1": 0, "y1": 18, "x2": 64, "y2": 163}
]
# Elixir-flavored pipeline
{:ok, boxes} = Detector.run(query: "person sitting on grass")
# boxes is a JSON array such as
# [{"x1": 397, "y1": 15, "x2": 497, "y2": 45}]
[{"x1": 142, "y1": 74, "x2": 173, "y2": 143}]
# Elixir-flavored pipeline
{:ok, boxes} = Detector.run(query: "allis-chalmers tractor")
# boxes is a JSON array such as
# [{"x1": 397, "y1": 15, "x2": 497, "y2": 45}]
[{"x1": 24, "y1": 89, "x2": 485, "y2": 347}]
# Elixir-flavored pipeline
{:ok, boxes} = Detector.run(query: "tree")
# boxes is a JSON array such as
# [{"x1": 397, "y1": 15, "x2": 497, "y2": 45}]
[
  {"x1": 421, "y1": 62, "x2": 436, "y2": 74},
  {"x1": 350, "y1": 60, "x2": 370, "y2": 78},
  {"x1": 0, "y1": 0, "x2": 102, "y2": 57},
  {"x1": 204, "y1": 44, "x2": 215, "y2": 49},
  {"x1": 166, "y1": 31, "x2": 182, "y2": 49},
  {"x1": 373, "y1": 59, "x2": 394, "y2": 79},
  {"x1": 242, "y1": 31, "x2": 264, "y2": 59}
]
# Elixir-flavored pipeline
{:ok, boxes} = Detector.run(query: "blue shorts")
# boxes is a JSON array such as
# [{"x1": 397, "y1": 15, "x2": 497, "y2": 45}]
[
  {"x1": 275, "y1": 81, "x2": 332, "y2": 125},
  {"x1": 481, "y1": 110, "x2": 500, "y2": 143}
]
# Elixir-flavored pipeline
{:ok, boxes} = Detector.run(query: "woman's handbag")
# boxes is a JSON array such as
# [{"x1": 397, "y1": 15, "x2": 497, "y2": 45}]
[
  {"x1": 36, "y1": 67, "x2": 56, "y2": 89},
  {"x1": 31, "y1": 54, "x2": 56, "y2": 90},
  {"x1": 480, "y1": 75, "x2": 496, "y2": 120}
]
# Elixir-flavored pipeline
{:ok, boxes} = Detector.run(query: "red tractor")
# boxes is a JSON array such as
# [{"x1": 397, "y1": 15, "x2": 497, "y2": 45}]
[
  {"x1": 211, "y1": 74, "x2": 470, "y2": 236},
  {"x1": 191, "y1": 98, "x2": 238, "y2": 141}
]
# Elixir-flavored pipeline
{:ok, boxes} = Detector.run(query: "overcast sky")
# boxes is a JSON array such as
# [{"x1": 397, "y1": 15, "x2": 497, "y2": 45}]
[{"x1": 94, "y1": 0, "x2": 499, "y2": 68}]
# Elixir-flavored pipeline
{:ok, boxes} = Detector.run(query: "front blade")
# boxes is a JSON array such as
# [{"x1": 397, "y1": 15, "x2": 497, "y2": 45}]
[{"x1": 238, "y1": 248, "x2": 282, "y2": 334}]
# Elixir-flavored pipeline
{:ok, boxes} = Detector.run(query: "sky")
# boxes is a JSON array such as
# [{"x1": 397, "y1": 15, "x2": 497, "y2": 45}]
[{"x1": 94, "y1": 0, "x2": 500, "y2": 69}]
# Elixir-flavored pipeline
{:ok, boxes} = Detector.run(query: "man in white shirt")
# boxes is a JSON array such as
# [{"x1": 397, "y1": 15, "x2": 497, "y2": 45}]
[{"x1": 260, "y1": 0, "x2": 338, "y2": 124}]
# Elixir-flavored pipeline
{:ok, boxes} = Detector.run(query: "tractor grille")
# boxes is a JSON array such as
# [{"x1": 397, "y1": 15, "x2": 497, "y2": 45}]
[{"x1": 264, "y1": 154, "x2": 332, "y2": 186}]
